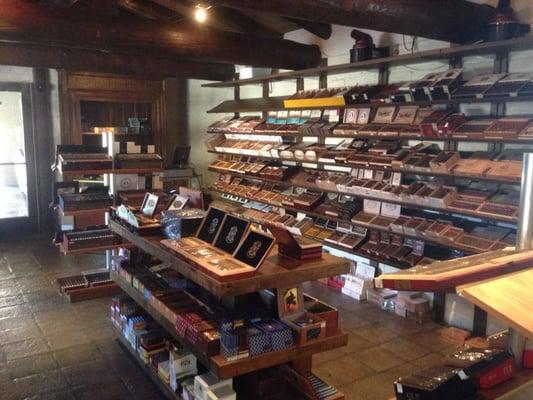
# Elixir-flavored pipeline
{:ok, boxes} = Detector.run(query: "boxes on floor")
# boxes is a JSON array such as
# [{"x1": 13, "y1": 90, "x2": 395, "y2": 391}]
[
  {"x1": 194, "y1": 373, "x2": 232, "y2": 400},
  {"x1": 342, "y1": 263, "x2": 375, "y2": 301}
]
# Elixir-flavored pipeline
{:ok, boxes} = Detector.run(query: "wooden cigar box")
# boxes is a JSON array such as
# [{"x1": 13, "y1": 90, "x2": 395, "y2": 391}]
[
  {"x1": 484, "y1": 117, "x2": 530, "y2": 139},
  {"x1": 430, "y1": 151, "x2": 460, "y2": 173},
  {"x1": 278, "y1": 286, "x2": 326, "y2": 345},
  {"x1": 420, "y1": 110, "x2": 453, "y2": 138},
  {"x1": 452, "y1": 119, "x2": 495, "y2": 139},
  {"x1": 410, "y1": 72, "x2": 442, "y2": 101},
  {"x1": 425, "y1": 220, "x2": 452, "y2": 240},
  {"x1": 429, "y1": 68, "x2": 463, "y2": 100},
  {"x1": 393, "y1": 106, "x2": 419, "y2": 125},
  {"x1": 303, "y1": 294, "x2": 338, "y2": 337},
  {"x1": 452, "y1": 73, "x2": 505, "y2": 99}
]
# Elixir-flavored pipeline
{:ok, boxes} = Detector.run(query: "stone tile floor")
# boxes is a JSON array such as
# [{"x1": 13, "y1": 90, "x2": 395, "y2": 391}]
[{"x1": 0, "y1": 235, "x2": 464, "y2": 400}]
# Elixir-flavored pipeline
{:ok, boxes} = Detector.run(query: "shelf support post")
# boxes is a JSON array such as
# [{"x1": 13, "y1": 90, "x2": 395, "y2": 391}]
[{"x1": 511, "y1": 152, "x2": 533, "y2": 366}]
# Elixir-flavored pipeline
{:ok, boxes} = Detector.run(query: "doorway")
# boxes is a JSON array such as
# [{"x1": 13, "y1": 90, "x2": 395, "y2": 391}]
[{"x1": 0, "y1": 83, "x2": 37, "y2": 233}]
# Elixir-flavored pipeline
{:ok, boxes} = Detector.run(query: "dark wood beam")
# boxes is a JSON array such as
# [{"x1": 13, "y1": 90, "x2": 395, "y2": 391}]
[
  {"x1": 286, "y1": 18, "x2": 332, "y2": 40},
  {"x1": 0, "y1": 0, "x2": 321, "y2": 69},
  {"x1": 116, "y1": 0, "x2": 181, "y2": 21},
  {"x1": 0, "y1": 42, "x2": 234, "y2": 80},
  {"x1": 151, "y1": 0, "x2": 282, "y2": 38},
  {"x1": 208, "y1": 0, "x2": 494, "y2": 44}
]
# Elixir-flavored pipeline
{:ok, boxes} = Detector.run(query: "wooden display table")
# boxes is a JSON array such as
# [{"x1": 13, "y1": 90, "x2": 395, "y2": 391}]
[{"x1": 109, "y1": 220, "x2": 351, "y2": 298}]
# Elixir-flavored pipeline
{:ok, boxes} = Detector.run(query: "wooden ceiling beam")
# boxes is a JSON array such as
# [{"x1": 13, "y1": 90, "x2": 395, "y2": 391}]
[
  {"x1": 151, "y1": 0, "x2": 282, "y2": 38},
  {"x1": 286, "y1": 18, "x2": 332, "y2": 40},
  {"x1": 117, "y1": 0, "x2": 178, "y2": 21},
  {"x1": 207, "y1": 0, "x2": 494, "y2": 44},
  {"x1": 0, "y1": 0, "x2": 321, "y2": 69},
  {"x1": 0, "y1": 42, "x2": 234, "y2": 80}
]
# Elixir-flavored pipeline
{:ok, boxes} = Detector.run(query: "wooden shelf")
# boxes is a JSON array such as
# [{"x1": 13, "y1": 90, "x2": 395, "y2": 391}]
[
  {"x1": 458, "y1": 268, "x2": 533, "y2": 341},
  {"x1": 207, "y1": 94, "x2": 533, "y2": 114},
  {"x1": 109, "y1": 220, "x2": 351, "y2": 298},
  {"x1": 207, "y1": 153, "x2": 521, "y2": 185},
  {"x1": 111, "y1": 271, "x2": 348, "y2": 380},
  {"x1": 58, "y1": 242, "x2": 133, "y2": 255},
  {"x1": 203, "y1": 36, "x2": 533, "y2": 88},
  {"x1": 210, "y1": 189, "x2": 486, "y2": 257},
  {"x1": 209, "y1": 172, "x2": 518, "y2": 224},
  {"x1": 113, "y1": 324, "x2": 183, "y2": 400}
]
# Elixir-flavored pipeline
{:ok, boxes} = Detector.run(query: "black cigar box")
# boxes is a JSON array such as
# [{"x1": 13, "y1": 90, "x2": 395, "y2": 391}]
[
  {"x1": 445, "y1": 348, "x2": 515, "y2": 390},
  {"x1": 394, "y1": 366, "x2": 477, "y2": 400},
  {"x1": 484, "y1": 72, "x2": 532, "y2": 97},
  {"x1": 55, "y1": 145, "x2": 112, "y2": 173},
  {"x1": 410, "y1": 72, "x2": 443, "y2": 101},
  {"x1": 390, "y1": 83, "x2": 413, "y2": 103},
  {"x1": 429, "y1": 69, "x2": 463, "y2": 100},
  {"x1": 452, "y1": 73, "x2": 505, "y2": 99},
  {"x1": 59, "y1": 188, "x2": 113, "y2": 212},
  {"x1": 62, "y1": 226, "x2": 121, "y2": 251},
  {"x1": 368, "y1": 83, "x2": 404, "y2": 103},
  {"x1": 344, "y1": 85, "x2": 371, "y2": 104}
]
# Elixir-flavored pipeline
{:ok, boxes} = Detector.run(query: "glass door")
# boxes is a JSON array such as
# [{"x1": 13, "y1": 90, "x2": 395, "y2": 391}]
[{"x1": 0, "y1": 85, "x2": 36, "y2": 233}]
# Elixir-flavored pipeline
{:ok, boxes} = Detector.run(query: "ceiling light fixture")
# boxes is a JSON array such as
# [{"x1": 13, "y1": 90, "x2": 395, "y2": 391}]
[{"x1": 194, "y1": 5, "x2": 209, "y2": 23}]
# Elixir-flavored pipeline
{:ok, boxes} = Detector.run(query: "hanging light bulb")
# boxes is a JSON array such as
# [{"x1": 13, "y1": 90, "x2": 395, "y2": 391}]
[{"x1": 194, "y1": 5, "x2": 208, "y2": 23}]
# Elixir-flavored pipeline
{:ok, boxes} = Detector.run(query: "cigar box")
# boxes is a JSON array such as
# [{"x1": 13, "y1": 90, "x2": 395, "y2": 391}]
[
  {"x1": 452, "y1": 73, "x2": 505, "y2": 99},
  {"x1": 428, "y1": 186, "x2": 456, "y2": 208},
  {"x1": 394, "y1": 367, "x2": 477, "y2": 400},
  {"x1": 377, "y1": 125, "x2": 402, "y2": 137},
  {"x1": 338, "y1": 231, "x2": 366, "y2": 249},
  {"x1": 437, "y1": 113, "x2": 467, "y2": 138},
  {"x1": 373, "y1": 106, "x2": 398, "y2": 124},
  {"x1": 425, "y1": 220, "x2": 452, "y2": 240},
  {"x1": 399, "y1": 125, "x2": 422, "y2": 139},
  {"x1": 403, "y1": 217, "x2": 425, "y2": 237},
  {"x1": 303, "y1": 294, "x2": 338, "y2": 337},
  {"x1": 448, "y1": 199, "x2": 480, "y2": 213},
  {"x1": 410, "y1": 72, "x2": 443, "y2": 101},
  {"x1": 278, "y1": 286, "x2": 326, "y2": 345},
  {"x1": 518, "y1": 121, "x2": 533, "y2": 140},
  {"x1": 484, "y1": 117, "x2": 530, "y2": 139},
  {"x1": 445, "y1": 348, "x2": 515, "y2": 389},
  {"x1": 430, "y1": 151, "x2": 460, "y2": 173},
  {"x1": 344, "y1": 86, "x2": 370, "y2": 104},
  {"x1": 55, "y1": 145, "x2": 113, "y2": 173},
  {"x1": 456, "y1": 233, "x2": 496, "y2": 252},
  {"x1": 115, "y1": 153, "x2": 163, "y2": 170},
  {"x1": 484, "y1": 72, "x2": 533, "y2": 97},
  {"x1": 207, "y1": 117, "x2": 234, "y2": 133},
  {"x1": 58, "y1": 190, "x2": 113, "y2": 212},
  {"x1": 197, "y1": 207, "x2": 228, "y2": 244},
  {"x1": 269, "y1": 225, "x2": 323, "y2": 261},
  {"x1": 428, "y1": 69, "x2": 463, "y2": 100},
  {"x1": 288, "y1": 217, "x2": 314, "y2": 237},
  {"x1": 392, "y1": 106, "x2": 419, "y2": 125},
  {"x1": 420, "y1": 110, "x2": 453, "y2": 138},
  {"x1": 517, "y1": 77, "x2": 533, "y2": 96},
  {"x1": 358, "y1": 124, "x2": 383, "y2": 136},
  {"x1": 390, "y1": 83, "x2": 413, "y2": 103},
  {"x1": 441, "y1": 226, "x2": 464, "y2": 242},
  {"x1": 477, "y1": 202, "x2": 518, "y2": 219},
  {"x1": 486, "y1": 160, "x2": 522, "y2": 180},
  {"x1": 452, "y1": 158, "x2": 492, "y2": 177},
  {"x1": 359, "y1": 230, "x2": 381, "y2": 255},
  {"x1": 62, "y1": 227, "x2": 121, "y2": 251},
  {"x1": 390, "y1": 216, "x2": 411, "y2": 234},
  {"x1": 367, "y1": 83, "x2": 402, "y2": 103},
  {"x1": 452, "y1": 119, "x2": 495, "y2": 139},
  {"x1": 212, "y1": 215, "x2": 250, "y2": 254},
  {"x1": 356, "y1": 108, "x2": 373, "y2": 125}
]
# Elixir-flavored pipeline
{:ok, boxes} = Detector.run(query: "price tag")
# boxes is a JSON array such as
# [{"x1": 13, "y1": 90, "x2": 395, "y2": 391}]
[
  {"x1": 363, "y1": 199, "x2": 382, "y2": 215},
  {"x1": 329, "y1": 109, "x2": 341, "y2": 123},
  {"x1": 392, "y1": 172, "x2": 402, "y2": 186},
  {"x1": 381, "y1": 202, "x2": 401, "y2": 219},
  {"x1": 364, "y1": 169, "x2": 374, "y2": 180},
  {"x1": 310, "y1": 109, "x2": 322, "y2": 119}
]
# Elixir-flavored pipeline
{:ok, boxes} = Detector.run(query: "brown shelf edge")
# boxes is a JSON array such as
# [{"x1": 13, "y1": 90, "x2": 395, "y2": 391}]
[
  {"x1": 207, "y1": 152, "x2": 521, "y2": 185},
  {"x1": 111, "y1": 271, "x2": 348, "y2": 380},
  {"x1": 58, "y1": 168, "x2": 164, "y2": 176},
  {"x1": 203, "y1": 36, "x2": 533, "y2": 88}
]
